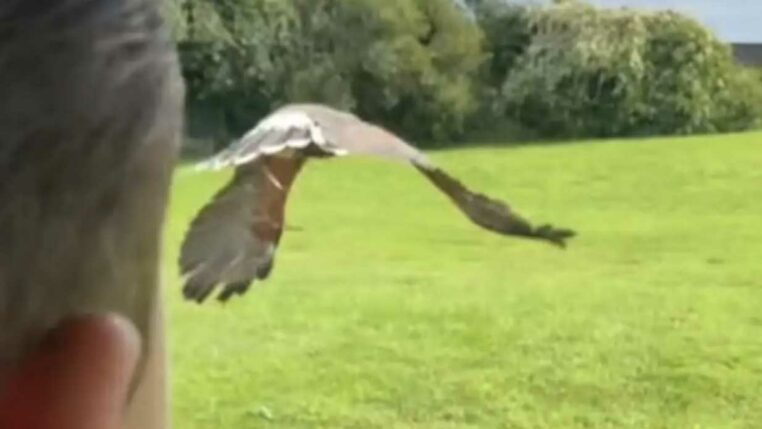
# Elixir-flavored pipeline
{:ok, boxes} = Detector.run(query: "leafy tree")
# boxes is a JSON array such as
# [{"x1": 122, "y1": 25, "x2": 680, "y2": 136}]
[
  {"x1": 167, "y1": 0, "x2": 761, "y2": 149},
  {"x1": 498, "y1": 1, "x2": 762, "y2": 138},
  {"x1": 637, "y1": 11, "x2": 762, "y2": 134},
  {"x1": 174, "y1": 0, "x2": 486, "y2": 148}
]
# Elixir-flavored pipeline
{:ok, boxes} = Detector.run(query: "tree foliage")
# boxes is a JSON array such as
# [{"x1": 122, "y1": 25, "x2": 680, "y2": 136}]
[
  {"x1": 167, "y1": 0, "x2": 762, "y2": 152},
  {"x1": 498, "y1": 1, "x2": 762, "y2": 138},
  {"x1": 175, "y1": 0, "x2": 485, "y2": 147}
]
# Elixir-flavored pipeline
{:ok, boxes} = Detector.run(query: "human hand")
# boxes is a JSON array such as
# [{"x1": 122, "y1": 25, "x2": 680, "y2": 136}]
[{"x1": 0, "y1": 314, "x2": 141, "y2": 429}]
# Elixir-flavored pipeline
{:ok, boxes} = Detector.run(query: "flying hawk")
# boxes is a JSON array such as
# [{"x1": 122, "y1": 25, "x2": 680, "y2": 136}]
[{"x1": 179, "y1": 104, "x2": 575, "y2": 303}]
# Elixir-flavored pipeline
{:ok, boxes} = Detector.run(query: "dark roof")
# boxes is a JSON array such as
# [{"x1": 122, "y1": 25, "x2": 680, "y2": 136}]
[{"x1": 732, "y1": 43, "x2": 762, "y2": 66}]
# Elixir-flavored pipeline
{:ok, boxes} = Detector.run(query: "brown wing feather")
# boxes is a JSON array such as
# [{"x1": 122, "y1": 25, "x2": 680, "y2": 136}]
[
  {"x1": 297, "y1": 104, "x2": 576, "y2": 246},
  {"x1": 179, "y1": 156, "x2": 304, "y2": 303},
  {"x1": 413, "y1": 164, "x2": 575, "y2": 247}
]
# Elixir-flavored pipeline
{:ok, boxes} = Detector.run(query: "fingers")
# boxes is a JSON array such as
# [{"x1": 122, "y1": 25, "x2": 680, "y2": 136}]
[{"x1": 0, "y1": 314, "x2": 141, "y2": 429}]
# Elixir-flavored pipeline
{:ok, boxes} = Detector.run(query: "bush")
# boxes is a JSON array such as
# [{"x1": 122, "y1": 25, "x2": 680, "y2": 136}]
[
  {"x1": 174, "y1": 0, "x2": 486, "y2": 149},
  {"x1": 636, "y1": 11, "x2": 762, "y2": 134},
  {"x1": 711, "y1": 67, "x2": 762, "y2": 132},
  {"x1": 473, "y1": 0, "x2": 533, "y2": 89},
  {"x1": 177, "y1": 0, "x2": 303, "y2": 145},
  {"x1": 168, "y1": 0, "x2": 761, "y2": 150},
  {"x1": 497, "y1": 1, "x2": 762, "y2": 138}
]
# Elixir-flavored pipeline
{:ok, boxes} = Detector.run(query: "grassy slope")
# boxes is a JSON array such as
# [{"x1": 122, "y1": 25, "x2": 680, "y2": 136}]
[{"x1": 164, "y1": 132, "x2": 762, "y2": 429}]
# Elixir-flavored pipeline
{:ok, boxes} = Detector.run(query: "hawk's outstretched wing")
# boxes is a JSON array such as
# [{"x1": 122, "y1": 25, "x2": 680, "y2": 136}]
[
  {"x1": 179, "y1": 157, "x2": 303, "y2": 302},
  {"x1": 180, "y1": 103, "x2": 575, "y2": 303},
  {"x1": 414, "y1": 165, "x2": 573, "y2": 247}
]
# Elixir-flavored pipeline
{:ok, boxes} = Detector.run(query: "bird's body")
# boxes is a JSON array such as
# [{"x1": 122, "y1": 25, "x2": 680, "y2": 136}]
[{"x1": 180, "y1": 103, "x2": 575, "y2": 303}]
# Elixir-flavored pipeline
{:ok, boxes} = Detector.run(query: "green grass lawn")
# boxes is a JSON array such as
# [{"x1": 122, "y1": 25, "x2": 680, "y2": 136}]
[{"x1": 164, "y1": 131, "x2": 762, "y2": 429}]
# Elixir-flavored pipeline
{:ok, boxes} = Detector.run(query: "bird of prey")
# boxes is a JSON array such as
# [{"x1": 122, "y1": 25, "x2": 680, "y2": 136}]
[{"x1": 179, "y1": 103, "x2": 575, "y2": 303}]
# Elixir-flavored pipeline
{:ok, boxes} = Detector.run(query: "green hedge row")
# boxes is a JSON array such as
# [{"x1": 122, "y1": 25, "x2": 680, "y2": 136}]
[{"x1": 165, "y1": 0, "x2": 762, "y2": 152}]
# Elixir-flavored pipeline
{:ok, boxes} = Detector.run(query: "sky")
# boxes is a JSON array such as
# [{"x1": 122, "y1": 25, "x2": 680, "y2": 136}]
[{"x1": 581, "y1": 1, "x2": 761, "y2": 43}]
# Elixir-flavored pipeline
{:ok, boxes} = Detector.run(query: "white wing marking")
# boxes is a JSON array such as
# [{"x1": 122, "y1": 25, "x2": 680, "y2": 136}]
[
  {"x1": 262, "y1": 163, "x2": 284, "y2": 191},
  {"x1": 195, "y1": 109, "x2": 350, "y2": 171},
  {"x1": 259, "y1": 111, "x2": 313, "y2": 131}
]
